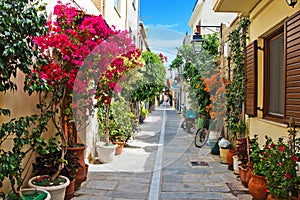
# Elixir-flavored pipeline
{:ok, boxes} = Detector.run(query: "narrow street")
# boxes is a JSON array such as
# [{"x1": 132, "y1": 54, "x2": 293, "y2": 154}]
[{"x1": 73, "y1": 105, "x2": 252, "y2": 200}]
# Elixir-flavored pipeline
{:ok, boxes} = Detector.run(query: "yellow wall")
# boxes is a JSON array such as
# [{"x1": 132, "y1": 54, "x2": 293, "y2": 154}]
[
  {"x1": 0, "y1": 72, "x2": 56, "y2": 194},
  {"x1": 247, "y1": 0, "x2": 300, "y2": 144}
]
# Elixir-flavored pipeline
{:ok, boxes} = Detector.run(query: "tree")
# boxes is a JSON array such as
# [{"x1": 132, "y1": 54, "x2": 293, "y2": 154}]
[{"x1": 131, "y1": 51, "x2": 167, "y2": 102}]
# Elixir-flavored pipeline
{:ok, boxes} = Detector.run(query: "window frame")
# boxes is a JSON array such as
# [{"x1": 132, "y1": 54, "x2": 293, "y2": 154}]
[
  {"x1": 263, "y1": 26, "x2": 285, "y2": 123},
  {"x1": 114, "y1": 0, "x2": 121, "y2": 16}
]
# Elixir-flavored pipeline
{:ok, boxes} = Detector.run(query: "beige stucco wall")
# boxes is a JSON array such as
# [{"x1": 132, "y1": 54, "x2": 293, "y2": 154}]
[
  {"x1": 0, "y1": 72, "x2": 49, "y2": 194},
  {"x1": 247, "y1": 0, "x2": 300, "y2": 144}
]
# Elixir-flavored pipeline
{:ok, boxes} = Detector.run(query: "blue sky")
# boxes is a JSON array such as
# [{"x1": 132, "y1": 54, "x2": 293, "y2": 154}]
[
  {"x1": 140, "y1": 1, "x2": 196, "y2": 69},
  {"x1": 140, "y1": 0, "x2": 196, "y2": 34}
]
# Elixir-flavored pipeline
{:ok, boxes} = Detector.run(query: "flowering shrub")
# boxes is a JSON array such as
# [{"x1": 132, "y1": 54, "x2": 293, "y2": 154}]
[
  {"x1": 189, "y1": 74, "x2": 211, "y2": 118},
  {"x1": 199, "y1": 68, "x2": 226, "y2": 132},
  {"x1": 262, "y1": 136, "x2": 298, "y2": 198},
  {"x1": 31, "y1": 1, "x2": 144, "y2": 180}
]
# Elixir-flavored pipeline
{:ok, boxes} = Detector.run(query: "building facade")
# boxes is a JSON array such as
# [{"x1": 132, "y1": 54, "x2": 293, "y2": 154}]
[
  {"x1": 213, "y1": 0, "x2": 300, "y2": 143},
  {"x1": 189, "y1": 0, "x2": 236, "y2": 38}
]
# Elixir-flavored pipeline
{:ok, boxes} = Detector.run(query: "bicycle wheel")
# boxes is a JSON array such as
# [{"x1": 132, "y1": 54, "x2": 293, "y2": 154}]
[
  {"x1": 194, "y1": 128, "x2": 209, "y2": 148},
  {"x1": 181, "y1": 120, "x2": 187, "y2": 130}
]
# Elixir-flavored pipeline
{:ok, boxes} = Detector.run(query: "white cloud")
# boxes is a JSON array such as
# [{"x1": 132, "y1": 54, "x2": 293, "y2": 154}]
[{"x1": 146, "y1": 23, "x2": 179, "y2": 29}]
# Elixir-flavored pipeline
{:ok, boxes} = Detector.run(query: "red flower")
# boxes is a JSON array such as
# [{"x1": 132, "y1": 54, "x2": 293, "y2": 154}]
[
  {"x1": 285, "y1": 173, "x2": 291, "y2": 179},
  {"x1": 279, "y1": 146, "x2": 285, "y2": 152},
  {"x1": 292, "y1": 156, "x2": 298, "y2": 163},
  {"x1": 278, "y1": 162, "x2": 282, "y2": 166},
  {"x1": 266, "y1": 145, "x2": 270, "y2": 149},
  {"x1": 264, "y1": 188, "x2": 269, "y2": 193},
  {"x1": 271, "y1": 143, "x2": 276, "y2": 147}
]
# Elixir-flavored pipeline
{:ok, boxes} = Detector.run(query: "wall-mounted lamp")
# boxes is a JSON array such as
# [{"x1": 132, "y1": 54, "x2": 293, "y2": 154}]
[
  {"x1": 191, "y1": 32, "x2": 204, "y2": 53},
  {"x1": 286, "y1": 0, "x2": 298, "y2": 7},
  {"x1": 191, "y1": 25, "x2": 222, "y2": 53}
]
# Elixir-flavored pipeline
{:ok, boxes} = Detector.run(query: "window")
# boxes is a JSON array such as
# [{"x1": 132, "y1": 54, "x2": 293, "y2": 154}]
[
  {"x1": 264, "y1": 28, "x2": 284, "y2": 119},
  {"x1": 114, "y1": 0, "x2": 121, "y2": 13},
  {"x1": 132, "y1": 0, "x2": 136, "y2": 10}
]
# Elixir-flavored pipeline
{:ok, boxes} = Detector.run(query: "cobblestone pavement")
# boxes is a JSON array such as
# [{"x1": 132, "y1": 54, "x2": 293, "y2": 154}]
[{"x1": 73, "y1": 105, "x2": 252, "y2": 200}]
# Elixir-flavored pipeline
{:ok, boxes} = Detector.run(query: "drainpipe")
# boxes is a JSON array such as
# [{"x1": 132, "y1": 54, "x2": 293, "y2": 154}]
[
  {"x1": 125, "y1": 0, "x2": 128, "y2": 30},
  {"x1": 103, "y1": 0, "x2": 106, "y2": 18}
]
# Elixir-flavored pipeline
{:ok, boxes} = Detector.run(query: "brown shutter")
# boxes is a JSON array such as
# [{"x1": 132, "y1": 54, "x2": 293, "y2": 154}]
[
  {"x1": 285, "y1": 11, "x2": 300, "y2": 124},
  {"x1": 245, "y1": 40, "x2": 257, "y2": 117}
]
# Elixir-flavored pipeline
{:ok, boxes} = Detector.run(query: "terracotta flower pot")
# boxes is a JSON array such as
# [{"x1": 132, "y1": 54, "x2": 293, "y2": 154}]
[
  {"x1": 239, "y1": 164, "x2": 253, "y2": 188},
  {"x1": 114, "y1": 141, "x2": 125, "y2": 155},
  {"x1": 248, "y1": 174, "x2": 267, "y2": 200},
  {"x1": 227, "y1": 149, "x2": 236, "y2": 170},
  {"x1": 64, "y1": 179, "x2": 75, "y2": 200},
  {"x1": 67, "y1": 144, "x2": 87, "y2": 190}
]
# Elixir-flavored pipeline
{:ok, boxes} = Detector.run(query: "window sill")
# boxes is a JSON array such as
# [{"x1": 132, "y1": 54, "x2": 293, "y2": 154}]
[{"x1": 257, "y1": 118, "x2": 288, "y2": 128}]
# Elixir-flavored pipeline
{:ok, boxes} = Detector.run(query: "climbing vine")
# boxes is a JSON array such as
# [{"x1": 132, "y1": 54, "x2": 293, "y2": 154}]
[{"x1": 226, "y1": 17, "x2": 250, "y2": 139}]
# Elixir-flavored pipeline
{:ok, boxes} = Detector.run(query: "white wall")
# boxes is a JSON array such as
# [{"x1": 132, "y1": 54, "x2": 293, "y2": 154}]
[{"x1": 188, "y1": 0, "x2": 236, "y2": 36}]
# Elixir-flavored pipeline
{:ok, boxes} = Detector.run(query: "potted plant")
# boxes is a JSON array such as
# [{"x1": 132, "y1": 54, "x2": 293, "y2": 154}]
[
  {"x1": 30, "y1": 137, "x2": 71, "y2": 200},
  {"x1": 263, "y1": 137, "x2": 298, "y2": 199},
  {"x1": 0, "y1": 0, "x2": 54, "y2": 199},
  {"x1": 6, "y1": 189, "x2": 51, "y2": 200},
  {"x1": 238, "y1": 136, "x2": 253, "y2": 187},
  {"x1": 248, "y1": 135, "x2": 271, "y2": 200},
  {"x1": 94, "y1": 41, "x2": 144, "y2": 163}
]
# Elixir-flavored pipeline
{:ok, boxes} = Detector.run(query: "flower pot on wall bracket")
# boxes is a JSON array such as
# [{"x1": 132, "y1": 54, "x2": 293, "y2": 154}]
[{"x1": 67, "y1": 143, "x2": 87, "y2": 190}]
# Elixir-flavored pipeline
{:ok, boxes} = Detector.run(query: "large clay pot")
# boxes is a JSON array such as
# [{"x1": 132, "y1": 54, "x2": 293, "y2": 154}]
[
  {"x1": 114, "y1": 141, "x2": 125, "y2": 155},
  {"x1": 248, "y1": 174, "x2": 267, "y2": 200},
  {"x1": 64, "y1": 179, "x2": 75, "y2": 200},
  {"x1": 227, "y1": 149, "x2": 236, "y2": 170},
  {"x1": 239, "y1": 164, "x2": 253, "y2": 188},
  {"x1": 28, "y1": 175, "x2": 70, "y2": 200},
  {"x1": 67, "y1": 144, "x2": 87, "y2": 190}
]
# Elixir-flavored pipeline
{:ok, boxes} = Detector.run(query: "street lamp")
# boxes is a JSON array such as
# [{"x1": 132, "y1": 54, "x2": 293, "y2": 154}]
[
  {"x1": 191, "y1": 25, "x2": 222, "y2": 53},
  {"x1": 191, "y1": 32, "x2": 204, "y2": 53},
  {"x1": 286, "y1": 0, "x2": 297, "y2": 7}
]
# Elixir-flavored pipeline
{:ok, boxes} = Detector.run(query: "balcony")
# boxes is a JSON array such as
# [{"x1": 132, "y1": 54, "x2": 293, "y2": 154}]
[{"x1": 213, "y1": 0, "x2": 261, "y2": 14}]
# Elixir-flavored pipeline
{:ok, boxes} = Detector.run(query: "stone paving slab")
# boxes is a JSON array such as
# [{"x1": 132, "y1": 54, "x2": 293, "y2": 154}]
[
  {"x1": 160, "y1": 192, "x2": 238, "y2": 200},
  {"x1": 74, "y1": 108, "x2": 251, "y2": 200}
]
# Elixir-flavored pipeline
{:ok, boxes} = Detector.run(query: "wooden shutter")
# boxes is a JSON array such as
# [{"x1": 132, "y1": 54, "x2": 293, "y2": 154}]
[
  {"x1": 285, "y1": 11, "x2": 300, "y2": 125},
  {"x1": 245, "y1": 40, "x2": 257, "y2": 117}
]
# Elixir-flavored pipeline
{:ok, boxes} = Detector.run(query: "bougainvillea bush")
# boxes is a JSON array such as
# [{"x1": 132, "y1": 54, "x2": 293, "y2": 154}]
[{"x1": 31, "y1": 1, "x2": 143, "y2": 181}]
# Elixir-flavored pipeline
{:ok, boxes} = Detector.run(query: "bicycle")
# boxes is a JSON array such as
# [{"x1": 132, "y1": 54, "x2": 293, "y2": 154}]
[{"x1": 194, "y1": 116, "x2": 211, "y2": 148}]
